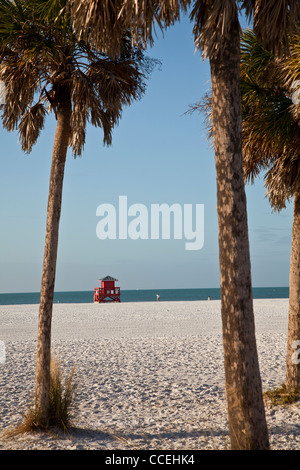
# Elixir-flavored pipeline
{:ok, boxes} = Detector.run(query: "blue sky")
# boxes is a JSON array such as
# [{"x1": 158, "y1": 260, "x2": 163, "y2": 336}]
[{"x1": 0, "y1": 12, "x2": 294, "y2": 293}]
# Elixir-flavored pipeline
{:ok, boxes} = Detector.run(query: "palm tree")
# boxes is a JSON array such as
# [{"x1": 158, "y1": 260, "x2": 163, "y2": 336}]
[
  {"x1": 240, "y1": 29, "x2": 300, "y2": 393},
  {"x1": 0, "y1": 0, "x2": 154, "y2": 427},
  {"x1": 69, "y1": 0, "x2": 300, "y2": 449}
]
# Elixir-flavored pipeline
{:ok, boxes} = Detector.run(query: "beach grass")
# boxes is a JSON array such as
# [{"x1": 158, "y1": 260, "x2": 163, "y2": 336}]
[
  {"x1": 6, "y1": 356, "x2": 77, "y2": 437},
  {"x1": 264, "y1": 383, "x2": 300, "y2": 406}
]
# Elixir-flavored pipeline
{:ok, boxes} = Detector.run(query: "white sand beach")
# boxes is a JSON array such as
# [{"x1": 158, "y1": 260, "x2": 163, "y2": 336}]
[{"x1": 1, "y1": 298, "x2": 299, "y2": 450}]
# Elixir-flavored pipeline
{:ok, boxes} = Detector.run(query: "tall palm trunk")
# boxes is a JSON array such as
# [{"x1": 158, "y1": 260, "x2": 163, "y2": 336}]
[
  {"x1": 209, "y1": 15, "x2": 269, "y2": 450},
  {"x1": 35, "y1": 93, "x2": 72, "y2": 425},
  {"x1": 286, "y1": 191, "x2": 300, "y2": 392}
]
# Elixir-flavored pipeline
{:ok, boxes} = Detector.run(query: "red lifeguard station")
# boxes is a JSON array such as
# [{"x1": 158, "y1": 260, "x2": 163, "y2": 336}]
[{"x1": 94, "y1": 275, "x2": 120, "y2": 303}]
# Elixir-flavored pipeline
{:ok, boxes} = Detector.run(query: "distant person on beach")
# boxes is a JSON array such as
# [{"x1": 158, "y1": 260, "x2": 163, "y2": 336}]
[{"x1": 156, "y1": 293, "x2": 160, "y2": 301}]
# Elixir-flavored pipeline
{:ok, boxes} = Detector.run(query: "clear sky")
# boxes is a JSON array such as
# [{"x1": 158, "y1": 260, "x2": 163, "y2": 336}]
[{"x1": 0, "y1": 12, "x2": 293, "y2": 293}]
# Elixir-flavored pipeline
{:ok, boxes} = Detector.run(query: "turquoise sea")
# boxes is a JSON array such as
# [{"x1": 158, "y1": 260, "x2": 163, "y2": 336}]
[{"x1": 0, "y1": 287, "x2": 289, "y2": 305}]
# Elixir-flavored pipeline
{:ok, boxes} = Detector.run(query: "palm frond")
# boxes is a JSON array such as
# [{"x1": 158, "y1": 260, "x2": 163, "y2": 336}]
[
  {"x1": 185, "y1": 92, "x2": 214, "y2": 145},
  {"x1": 0, "y1": 0, "x2": 29, "y2": 41},
  {"x1": 69, "y1": 0, "x2": 190, "y2": 56},
  {"x1": 69, "y1": 102, "x2": 87, "y2": 156},
  {"x1": 190, "y1": 0, "x2": 239, "y2": 58},
  {"x1": 240, "y1": 28, "x2": 300, "y2": 209},
  {"x1": 238, "y1": 0, "x2": 255, "y2": 19},
  {"x1": 90, "y1": 59, "x2": 145, "y2": 108},
  {"x1": 281, "y1": 31, "x2": 300, "y2": 92},
  {"x1": 253, "y1": 0, "x2": 300, "y2": 56},
  {"x1": 241, "y1": 29, "x2": 276, "y2": 81},
  {"x1": 265, "y1": 153, "x2": 300, "y2": 210},
  {"x1": 18, "y1": 103, "x2": 47, "y2": 152},
  {"x1": 0, "y1": 57, "x2": 39, "y2": 130}
]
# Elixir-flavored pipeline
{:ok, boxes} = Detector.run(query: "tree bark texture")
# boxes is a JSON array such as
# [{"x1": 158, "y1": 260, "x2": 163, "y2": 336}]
[
  {"x1": 35, "y1": 95, "x2": 72, "y2": 425},
  {"x1": 209, "y1": 16, "x2": 269, "y2": 450},
  {"x1": 286, "y1": 191, "x2": 300, "y2": 392}
]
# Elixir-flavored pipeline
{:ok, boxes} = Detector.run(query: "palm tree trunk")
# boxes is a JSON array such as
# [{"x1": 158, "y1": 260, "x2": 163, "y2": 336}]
[
  {"x1": 35, "y1": 95, "x2": 71, "y2": 426},
  {"x1": 209, "y1": 15, "x2": 269, "y2": 450},
  {"x1": 286, "y1": 191, "x2": 300, "y2": 392}
]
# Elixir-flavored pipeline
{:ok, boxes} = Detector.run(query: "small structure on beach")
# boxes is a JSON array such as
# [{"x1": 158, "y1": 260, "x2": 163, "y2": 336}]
[{"x1": 94, "y1": 275, "x2": 120, "y2": 303}]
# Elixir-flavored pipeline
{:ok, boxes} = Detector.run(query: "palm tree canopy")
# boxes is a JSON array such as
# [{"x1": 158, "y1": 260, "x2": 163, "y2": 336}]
[
  {"x1": 186, "y1": 28, "x2": 300, "y2": 210},
  {"x1": 240, "y1": 29, "x2": 300, "y2": 210},
  {"x1": 70, "y1": 0, "x2": 190, "y2": 57},
  {"x1": 69, "y1": 0, "x2": 300, "y2": 59},
  {"x1": 0, "y1": 0, "x2": 156, "y2": 156},
  {"x1": 251, "y1": 0, "x2": 300, "y2": 56}
]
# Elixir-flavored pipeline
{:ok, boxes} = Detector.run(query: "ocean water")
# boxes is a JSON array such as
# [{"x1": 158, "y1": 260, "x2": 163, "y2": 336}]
[{"x1": 0, "y1": 287, "x2": 289, "y2": 305}]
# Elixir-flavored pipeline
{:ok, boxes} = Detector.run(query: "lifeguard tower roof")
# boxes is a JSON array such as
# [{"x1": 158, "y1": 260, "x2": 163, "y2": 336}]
[{"x1": 98, "y1": 275, "x2": 118, "y2": 282}]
